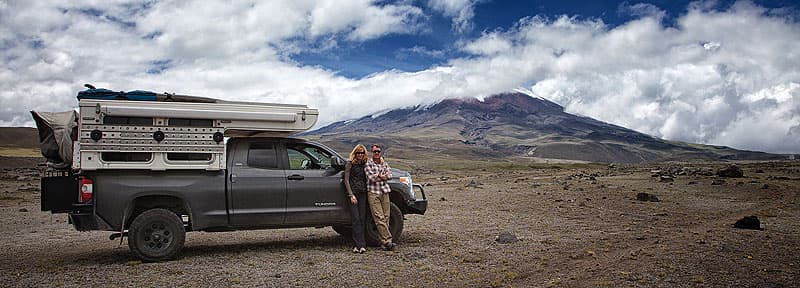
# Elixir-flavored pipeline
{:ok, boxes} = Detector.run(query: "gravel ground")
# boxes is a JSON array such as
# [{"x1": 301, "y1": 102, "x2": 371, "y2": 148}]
[{"x1": 1, "y1": 161, "x2": 799, "y2": 287}]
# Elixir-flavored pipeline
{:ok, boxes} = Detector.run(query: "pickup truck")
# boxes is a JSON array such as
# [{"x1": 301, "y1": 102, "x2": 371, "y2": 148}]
[
  {"x1": 39, "y1": 131, "x2": 427, "y2": 262},
  {"x1": 35, "y1": 88, "x2": 428, "y2": 261}
]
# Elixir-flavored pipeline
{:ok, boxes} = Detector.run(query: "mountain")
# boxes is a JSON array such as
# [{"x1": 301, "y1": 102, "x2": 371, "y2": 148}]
[{"x1": 304, "y1": 92, "x2": 783, "y2": 163}]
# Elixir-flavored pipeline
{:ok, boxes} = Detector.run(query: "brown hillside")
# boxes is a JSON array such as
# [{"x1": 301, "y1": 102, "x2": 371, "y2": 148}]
[{"x1": 0, "y1": 127, "x2": 39, "y2": 147}]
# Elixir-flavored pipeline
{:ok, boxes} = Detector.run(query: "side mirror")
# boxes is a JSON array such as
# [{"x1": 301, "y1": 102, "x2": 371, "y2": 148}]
[{"x1": 330, "y1": 156, "x2": 345, "y2": 170}]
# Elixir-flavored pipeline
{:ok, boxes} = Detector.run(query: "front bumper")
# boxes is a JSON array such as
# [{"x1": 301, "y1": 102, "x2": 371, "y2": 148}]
[{"x1": 406, "y1": 184, "x2": 428, "y2": 215}]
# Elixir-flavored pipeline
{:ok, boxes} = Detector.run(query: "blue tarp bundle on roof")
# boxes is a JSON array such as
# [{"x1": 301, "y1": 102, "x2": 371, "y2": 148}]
[{"x1": 77, "y1": 88, "x2": 157, "y2": 101}]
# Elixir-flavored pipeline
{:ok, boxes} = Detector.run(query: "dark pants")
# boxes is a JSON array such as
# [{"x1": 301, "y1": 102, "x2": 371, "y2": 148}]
[{"x1": 349, "y1": 192, "x2": 368, "y2": 248}]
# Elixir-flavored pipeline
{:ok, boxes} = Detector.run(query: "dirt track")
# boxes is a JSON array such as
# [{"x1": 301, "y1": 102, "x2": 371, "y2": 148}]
[{"x1": 1, "y1": 160, "x2": 799, "y2": 287}]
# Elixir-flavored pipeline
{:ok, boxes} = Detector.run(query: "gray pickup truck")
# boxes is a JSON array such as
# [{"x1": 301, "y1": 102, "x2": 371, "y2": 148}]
[{"x1": 40, "y1": 137, "x2": 427, "y2": 261}]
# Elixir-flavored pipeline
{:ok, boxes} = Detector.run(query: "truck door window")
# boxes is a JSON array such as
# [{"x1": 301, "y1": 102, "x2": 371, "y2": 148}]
[
  {"x1": 247, "y1": 143, "x2": 278, "y2": 169},
  {"x1": 287, "y1": 145, "x2": 331, "y2": 170}
]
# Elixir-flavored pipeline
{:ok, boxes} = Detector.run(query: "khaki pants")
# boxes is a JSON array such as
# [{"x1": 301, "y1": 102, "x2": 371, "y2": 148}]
[{"x1": 368, "y1": 192, "x2": 392, "y2": 244}]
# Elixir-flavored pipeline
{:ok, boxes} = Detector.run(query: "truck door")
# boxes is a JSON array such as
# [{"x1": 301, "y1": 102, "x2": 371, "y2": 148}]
[
  {"x1": 229, "y1": 140, "x2": 286, "y2": 226},
  {"x1": 284, "y1": 142, "x2": 349, "y2": 225}
]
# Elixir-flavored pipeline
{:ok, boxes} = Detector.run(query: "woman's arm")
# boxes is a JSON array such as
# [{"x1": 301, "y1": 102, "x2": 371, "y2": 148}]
[{"x1": 344, "y1": 162, "x2": 354, "y2": 196}]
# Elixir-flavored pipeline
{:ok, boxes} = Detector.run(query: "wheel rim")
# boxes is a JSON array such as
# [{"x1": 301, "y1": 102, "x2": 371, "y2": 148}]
[{"x1": 140, "y1": 221, "x2": 173, "y2": 251}]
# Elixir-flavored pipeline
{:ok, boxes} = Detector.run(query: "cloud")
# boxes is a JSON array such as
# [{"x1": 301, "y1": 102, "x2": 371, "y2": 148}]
[
  {"x1": 428, "y1": 0, "x2": 477, "y2": 33},
  {"x1": 2, "y1": 1, "x2": 799, "y2": 154},
  {"x1": 309, "y1": 0, "x2": 426, "y2": 41},
  {"x1": 461, "y1": 31, "x2": 513, "y2": 55},
  {"x1": 396, "y1": 46, "x2": 446, "y2": 59},
  {"x1": 618, "y1": 2, "x2": 666, "y2": 19}
]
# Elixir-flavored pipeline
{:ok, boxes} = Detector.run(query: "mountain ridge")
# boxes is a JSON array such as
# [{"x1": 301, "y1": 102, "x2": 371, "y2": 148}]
[{"x1": 305, "y1": 92, "x2": 783, "y2": 163}]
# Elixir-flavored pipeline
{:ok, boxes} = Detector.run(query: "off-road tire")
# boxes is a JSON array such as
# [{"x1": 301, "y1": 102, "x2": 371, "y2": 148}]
[
  {"x1": 365, "y1": 202, "x2": 403, "y2": 246},
  {"x1": 127, "y1": 208, "x2": 186, "y2": 262}
]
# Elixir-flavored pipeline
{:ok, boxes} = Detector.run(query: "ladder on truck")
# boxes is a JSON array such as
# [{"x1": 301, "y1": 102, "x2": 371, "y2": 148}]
[{"x1": 76, "y1": 98, "x2": 318, "y2": 171}]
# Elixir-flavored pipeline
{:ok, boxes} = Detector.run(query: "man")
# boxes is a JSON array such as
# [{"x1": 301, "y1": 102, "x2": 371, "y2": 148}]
[{"x1": 365, "y1": 143, "x2": 395, "y2": 250}]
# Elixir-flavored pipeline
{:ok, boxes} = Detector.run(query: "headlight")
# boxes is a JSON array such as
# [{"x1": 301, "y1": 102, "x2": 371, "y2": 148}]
[{"x1": 399, "y1": 176, "x2": 414, "y2": 198}]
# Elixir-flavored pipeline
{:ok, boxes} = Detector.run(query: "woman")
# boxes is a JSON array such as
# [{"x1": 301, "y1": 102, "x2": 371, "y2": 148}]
[{"x1": 344, "y1": 144, "x2": 368, "y2": 253}]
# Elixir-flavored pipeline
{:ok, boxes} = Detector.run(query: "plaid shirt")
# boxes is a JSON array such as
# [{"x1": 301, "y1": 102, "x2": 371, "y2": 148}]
[{"x1": 365, "y1": 158, "x2": 392, "y2": 195}]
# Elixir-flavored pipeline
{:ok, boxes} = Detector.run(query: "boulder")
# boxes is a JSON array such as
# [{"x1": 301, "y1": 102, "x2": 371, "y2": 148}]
[
  {"x1": 465, "y1": 180, "x2": 483, "y2": 188},
  {"x1": 495, "y1": 232, "x2": 519, "y2": 244},
  {"x1": 636, "y1": 192, "x2": 660, "y2": 202},
  {"x1": 717, "y1": 165, "x2": 744, "y2": 178},
  {"x1": 733, "y1": 216, "x2": 762, "y2": 230}
]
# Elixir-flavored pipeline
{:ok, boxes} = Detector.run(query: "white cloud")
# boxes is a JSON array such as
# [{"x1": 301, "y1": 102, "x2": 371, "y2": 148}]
[
  {"x1": 309, "y1": 0, "x2": 425, "y2": 41},
  {"x1": 462, "y1": 31, "x2": 512, "y2": 55},
  {"x1": 396, "y1": 46, "x2": 446, "y2": 59},
  {"x1": 2, "y1": 1, "x2": 799, "y2": 154},
  {"x1": 428, "y1": 0, "x2": 477, "y2": 33}
]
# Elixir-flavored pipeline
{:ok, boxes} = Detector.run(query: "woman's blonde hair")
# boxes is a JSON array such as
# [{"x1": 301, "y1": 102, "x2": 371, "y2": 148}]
[{"x1": 348, "y1": 144, "x2": 367, "y2": 164}]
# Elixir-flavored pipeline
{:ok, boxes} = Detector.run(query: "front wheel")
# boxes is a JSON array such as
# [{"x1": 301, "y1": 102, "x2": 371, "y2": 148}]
[
  {"x1": 365, "y1": 202, "x2": 403, "y2": 246},
  {"x1": 127, "y1": 208, "x2": 186, "y2": 262}
]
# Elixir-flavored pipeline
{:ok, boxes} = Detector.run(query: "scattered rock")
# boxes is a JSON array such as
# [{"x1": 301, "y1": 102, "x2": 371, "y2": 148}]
[
  {"x1": 636, "y1": 192, "x2": 660, "y2": 202},
  {"x1": 438, "y1": 176, "x2": 449, "y2": 181},
  {"x1": 495, "y1": 232, "x2": 518, "y2": 244},
  {"x1": 687, "y1": 181, "x2": 697, "y2": 185},
  {"x1": 405, "y1": 251, "x2": 427, "y2": 260},
  {"x1": 659, "y1": 175, "x2": 674, "y2": 183},
  {"x1": 439, "y1": 197, "x2": 447, "y2": 201},
  {"x1": 755, "y1": 169, "x2": 764, "y2": 173},
  {"x1": 761, "y1": 184, "x2": 769, "y2": 189},
  {"x1": 711, "y1": 179, "x2": 726, "y2": 185},
  {"x1": 18, "y1": 208, "x2": 28, "y2": 212},
  {"x1": 733, "y1": 216, "x2": 763, "y2": 230},
  {"x1": 717, "y1": 165, "x2": 744, "y2": 178},
  {"x1": 465, "y1": 180, "x2": 483, "y2": 188}
]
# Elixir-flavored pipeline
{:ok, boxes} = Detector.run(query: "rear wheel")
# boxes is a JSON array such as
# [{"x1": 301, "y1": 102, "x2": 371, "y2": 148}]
[
  {"x1": 128, "y1": 208, "x2": 185, "y2": 262},
  {"x1": 365, "y1": 202, "x2": 403, "y2": 246}
]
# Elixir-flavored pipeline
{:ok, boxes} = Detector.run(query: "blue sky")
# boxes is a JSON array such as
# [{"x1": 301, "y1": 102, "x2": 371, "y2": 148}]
[
  {"x1": 1, "y1": 1, "x2": 799, "y2": 153},
  {"x1": 294, "y1": 0, "x2": 798, "y2": 78}
]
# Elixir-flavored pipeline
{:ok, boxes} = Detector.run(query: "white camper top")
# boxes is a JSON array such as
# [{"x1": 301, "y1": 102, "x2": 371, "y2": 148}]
[
  {"x1": 76, "y1": 98, "x2": 319, "y2": 171},
  {"x1": 79, "y1": 98, "x2": 318, "y2": 135}
]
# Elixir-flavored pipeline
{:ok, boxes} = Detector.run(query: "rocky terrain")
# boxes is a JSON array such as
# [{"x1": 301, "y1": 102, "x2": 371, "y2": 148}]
[{"x1": 1, "y1": 156, "x2": 798, "y2": 287}]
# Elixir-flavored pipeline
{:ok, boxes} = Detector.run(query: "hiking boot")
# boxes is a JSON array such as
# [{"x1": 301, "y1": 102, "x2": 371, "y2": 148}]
[
  {"x1": 352, "y1": 247, "x2": 360, "y2": 253},
  {"x1": 359, "y1": 247, "x2": 366, "y2": 253}
]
